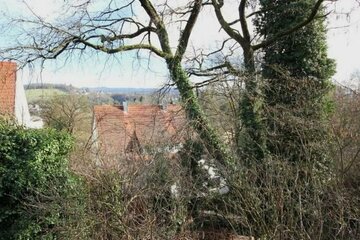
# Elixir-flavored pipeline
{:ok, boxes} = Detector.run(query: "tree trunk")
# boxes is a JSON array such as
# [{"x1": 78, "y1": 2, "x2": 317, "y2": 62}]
[
  {"x1": 167, "y1": 59, "x2": 232, "y2": 166},
  {"x1": 237, "y1": 46, "x2": 265, "y2": 162}
]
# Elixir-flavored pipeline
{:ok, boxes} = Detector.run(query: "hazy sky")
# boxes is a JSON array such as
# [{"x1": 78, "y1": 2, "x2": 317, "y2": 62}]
[
  {"x1": 327, "y1": 0, "x2": 360, "y2": 84},
  {"x1": 0, "y1": 0, "x2": 359, "y2": 88}
]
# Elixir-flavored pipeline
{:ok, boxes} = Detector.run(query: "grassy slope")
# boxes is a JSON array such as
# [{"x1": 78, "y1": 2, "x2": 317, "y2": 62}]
[{"x1": 26, "y1": 89, "x2": 67, "y2": 103}]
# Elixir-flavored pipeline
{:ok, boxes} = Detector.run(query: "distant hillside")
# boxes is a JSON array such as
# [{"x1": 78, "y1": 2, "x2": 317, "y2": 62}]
[
  {"x1": 26, "y1": 89, "x2": 67, "y2": 103},
  {"x1": 25, "y1": 83, "x2": 79, "y2": 93},
  {"x1": 87, "y1": 87, "x2": 160, "y2": 94},
  {"x1": 24, "y1": 84, "x2": 180, "y2": 104},
  {"x1": 25, "y1": 83, "x2": 180, "y2": 95}
]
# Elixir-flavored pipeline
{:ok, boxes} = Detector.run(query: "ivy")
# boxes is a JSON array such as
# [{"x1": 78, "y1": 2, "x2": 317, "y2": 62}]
[
  {"x1": 255, "y1": 0, "x2": 336, "y2": 166},
  {"x1": 0, "y1": 120, "x2": 79, "y2": 239}
]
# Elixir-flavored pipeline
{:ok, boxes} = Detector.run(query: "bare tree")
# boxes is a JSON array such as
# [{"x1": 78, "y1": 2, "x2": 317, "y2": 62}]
[
  {"x1": 0, "y1": 0, "x2": 336, "y2": 165},
  {"x1": 0, "y1": 0, "x2": 231, "y2": 165},
  {"x1": 41, "y1": 94, "x2": 90, "y2": 134}
]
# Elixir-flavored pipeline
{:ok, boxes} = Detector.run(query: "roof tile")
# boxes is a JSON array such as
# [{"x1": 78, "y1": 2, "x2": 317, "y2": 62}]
[
  {"x1": 93, "y1": 104, "x2": 186, "y2": 157},
  {"x1": 0, "y1": 62, "x2": 17, "y2": 116}
]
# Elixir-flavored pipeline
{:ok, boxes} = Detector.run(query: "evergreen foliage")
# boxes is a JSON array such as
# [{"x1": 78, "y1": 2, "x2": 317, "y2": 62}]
[
  {"x1": 0, "y1": 120, "x2": 81, "y2": 239},
  {"x1": 255, "y1": 0, "x2": 336, "y2": 164}
]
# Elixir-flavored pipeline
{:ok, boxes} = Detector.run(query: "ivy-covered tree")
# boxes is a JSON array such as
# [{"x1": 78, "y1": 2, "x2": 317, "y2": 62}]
[
  {"x1": 0, "y1": 0, "x2": 231, "y2": 166},
  {"x1": 255, "y1": 0, "x2": 336, "y2": 165},
  {"x1": 1, "y1": 0, "x2": 330, "y2": 167},
  {"x1": 208, "y1": 0, "x2": 326, "y2": 163}
]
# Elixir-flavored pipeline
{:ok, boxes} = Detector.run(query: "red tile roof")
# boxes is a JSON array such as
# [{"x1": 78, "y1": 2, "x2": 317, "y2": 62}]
[
  {"x1": 0, "y1": 62, "x2": 17, "y2": 116},
  {"x1": 93, "y1": 104, "x2": 187, "y2": 157}
]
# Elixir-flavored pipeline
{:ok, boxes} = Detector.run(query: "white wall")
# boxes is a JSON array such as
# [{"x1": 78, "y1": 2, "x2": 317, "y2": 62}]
[{"x1": 14, "y1": 78, "x2": 43, "y2": 128}]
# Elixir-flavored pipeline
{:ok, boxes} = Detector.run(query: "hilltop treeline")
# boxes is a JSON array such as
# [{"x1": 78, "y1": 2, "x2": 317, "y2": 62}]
[{"x1": 25, "y1": 83, "x2": 83, "y2": 93}]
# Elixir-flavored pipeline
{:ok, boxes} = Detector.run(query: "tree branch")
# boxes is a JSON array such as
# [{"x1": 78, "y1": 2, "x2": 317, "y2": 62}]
[
  {"x1": 211, "y1": 0, "x2": 247, "y2": 47},
  {"x1": 138, "y1": 0, "x2": 173, "y2": 56},
  {"x1": 239, "y1": 0, "x2": 251, "y2": 42},
  {"x1": 174, "y1": 0, "x2": 202, "y2": 61},
  {"x1": 75, "y1": 37, "x2": 168, "y2": 58},
  {"x1": 101, "y1": 26, "x2": 157, "y2": 42}
]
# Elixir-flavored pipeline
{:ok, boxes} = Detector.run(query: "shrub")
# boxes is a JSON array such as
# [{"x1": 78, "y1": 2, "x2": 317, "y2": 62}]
[{"x1": 0, "y1": 120, "x2": 84, "y2": 239}]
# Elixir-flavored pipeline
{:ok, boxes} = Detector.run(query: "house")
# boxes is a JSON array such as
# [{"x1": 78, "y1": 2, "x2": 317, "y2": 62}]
[
  {"x1": 92, "y1": 102, "x2": 231, "y2": 197},
  {"x1": 92, "y1": 103, "x2": 187, "y2": 166},
  {"x1": 0, "y1": 61, "x2": 43, "y2": 128}
]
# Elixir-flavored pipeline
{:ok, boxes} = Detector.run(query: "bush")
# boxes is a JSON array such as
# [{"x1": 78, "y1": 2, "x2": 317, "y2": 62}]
[{"x1": 0, "y1": 120, "x2": 84, "y2": 239}]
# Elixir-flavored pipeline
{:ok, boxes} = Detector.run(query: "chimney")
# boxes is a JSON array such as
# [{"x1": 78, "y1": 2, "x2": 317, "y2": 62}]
[
  {"x1": 160, "y1": 100, "x2": 167, "y2": 110},
  {"x1": 122, "y1": 101, "x2": 128, "y2": 113}
]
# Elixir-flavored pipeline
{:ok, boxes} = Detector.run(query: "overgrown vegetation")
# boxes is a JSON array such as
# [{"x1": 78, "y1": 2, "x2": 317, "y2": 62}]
[
  {"x1": 0, "y1": 120, "x2": 83, "y2": 239},
  {"x1": 1, "y1": 0, "x2": 360, "y2": 239}
]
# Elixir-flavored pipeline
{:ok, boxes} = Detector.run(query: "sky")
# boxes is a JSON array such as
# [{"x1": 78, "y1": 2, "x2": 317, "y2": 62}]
[
  {"x1": 327, "y1": 0, "x2": 360, "y2": 85},
  {"x1": 0, "y1": 0, "x2": 359, "y2": 88}
]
